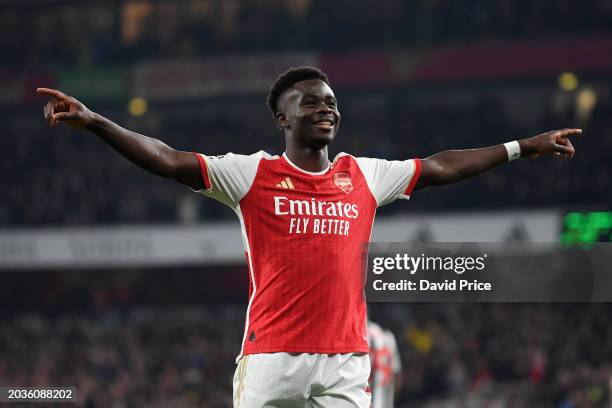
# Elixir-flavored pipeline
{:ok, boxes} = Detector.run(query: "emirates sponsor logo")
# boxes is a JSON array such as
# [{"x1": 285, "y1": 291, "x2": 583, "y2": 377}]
[
  {"x1": 334, "y1": 172, "x2": 353, "y2": 194},
  {"x1": 273, "y1": 196, "x2": 359, "y2": 218},
  {"x1": 273, "y1": 196, "x2": 357, "y2": 236}
]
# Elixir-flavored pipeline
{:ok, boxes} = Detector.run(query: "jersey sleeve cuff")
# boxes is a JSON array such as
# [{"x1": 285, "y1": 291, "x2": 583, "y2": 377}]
[
  {"x1": 192, "y1": 152, "x2": 212, "y2": 191},
  {"x1": 404, "y1": 158, "x2": 421, "y2": 197}
]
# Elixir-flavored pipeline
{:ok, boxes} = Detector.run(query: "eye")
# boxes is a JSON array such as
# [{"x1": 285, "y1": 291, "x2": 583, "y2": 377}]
[{"x1": 325, "y1": 98, "x2": 337, "y2": 107}]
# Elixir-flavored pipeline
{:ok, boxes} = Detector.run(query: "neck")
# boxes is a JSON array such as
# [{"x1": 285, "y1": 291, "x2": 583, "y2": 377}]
[{"x1": 285, "y1": 145, "x2": 330, "y2": 172}]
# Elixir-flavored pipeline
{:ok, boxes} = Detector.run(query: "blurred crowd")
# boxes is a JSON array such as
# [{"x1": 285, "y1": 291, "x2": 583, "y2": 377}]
[
  {"x1": 1, "y1": 301, "x2": 609, "y2": 407},
  {"x1": 3, "y1": 0, "x2": 611, "y2": 227},
  {"x1": 0, "y1": 308, "x2": 239, "y2": 408},
  {"x1": 0, "y1": 268, "x2": 609, "y2": 407},
  {"x1": 4, "y1": 0, "x2": 612, "y2": 71},
  {"x1": 372, "y1": 302, "x2": 612, "y2": 407},
  {"x1": 3, "y1": 85, "x2": 610, "y2": 226}
]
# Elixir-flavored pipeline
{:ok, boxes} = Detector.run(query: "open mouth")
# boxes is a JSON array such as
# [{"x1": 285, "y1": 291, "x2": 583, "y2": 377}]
[{"x1": 313, "y1": 119, "x2": 334, "y2": 130}]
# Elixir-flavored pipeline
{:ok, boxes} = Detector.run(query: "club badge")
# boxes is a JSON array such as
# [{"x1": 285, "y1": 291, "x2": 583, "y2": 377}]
[{"x1": 334, "y1": 172, "x2": 353, "y2": 194}]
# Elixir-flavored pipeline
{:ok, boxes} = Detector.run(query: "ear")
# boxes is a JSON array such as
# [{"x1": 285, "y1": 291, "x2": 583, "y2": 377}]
[{"x1": 276, "y1": 112, "x2": 289, "y2": 129}]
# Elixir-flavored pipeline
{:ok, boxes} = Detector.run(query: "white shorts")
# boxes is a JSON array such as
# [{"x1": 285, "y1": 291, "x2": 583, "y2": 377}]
[{"x1": 233, "y1": 353, "x2": 371, "y2": 408}]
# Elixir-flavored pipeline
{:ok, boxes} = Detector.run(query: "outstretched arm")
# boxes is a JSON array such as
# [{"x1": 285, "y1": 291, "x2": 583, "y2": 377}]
[
  {"x1": 37, "y1": 88, "x2": 203, "y2": 190},
  {"x1": 415, "y1": 128, "x2": 582, "y2": 190}
]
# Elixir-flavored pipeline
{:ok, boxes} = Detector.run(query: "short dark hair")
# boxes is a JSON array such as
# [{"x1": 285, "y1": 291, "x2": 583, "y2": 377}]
[{"x1": 267, "y1": 66, "x2": 331, "y2": 115}]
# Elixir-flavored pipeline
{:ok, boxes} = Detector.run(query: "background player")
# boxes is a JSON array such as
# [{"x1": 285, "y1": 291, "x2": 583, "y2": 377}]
[
  {"x1": 368, "y1": 321, "x2": 402, "y2": 408},
  {"x1": 38, "y1": 66, "x2": 581, "y2": 407}
]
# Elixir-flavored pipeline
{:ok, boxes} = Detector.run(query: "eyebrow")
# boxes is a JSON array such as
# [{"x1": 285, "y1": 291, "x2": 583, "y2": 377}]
[{"x1": 301, "y1": 93, "x2": 336, "y2": 101}]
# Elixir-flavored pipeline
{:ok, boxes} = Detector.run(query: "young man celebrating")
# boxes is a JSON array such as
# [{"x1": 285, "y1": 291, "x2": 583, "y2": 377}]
[{"x1": 38, "y1": 66, "x2": 580, "y2": 407}]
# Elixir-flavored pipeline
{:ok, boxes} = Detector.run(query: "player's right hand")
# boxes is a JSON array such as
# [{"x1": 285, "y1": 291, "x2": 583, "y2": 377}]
[{"x1": 37, "y1": 88, "x2": 94, "y2": 129}]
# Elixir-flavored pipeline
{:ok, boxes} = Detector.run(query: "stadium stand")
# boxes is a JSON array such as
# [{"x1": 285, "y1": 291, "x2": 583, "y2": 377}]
[{"x1": 1, "y1": 269, "x2": 610, "y2": 406}]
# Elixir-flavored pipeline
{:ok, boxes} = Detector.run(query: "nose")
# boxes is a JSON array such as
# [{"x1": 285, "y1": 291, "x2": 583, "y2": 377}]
[{"x1": 316, "y1": 102, "x2": 332, "y2": 113}]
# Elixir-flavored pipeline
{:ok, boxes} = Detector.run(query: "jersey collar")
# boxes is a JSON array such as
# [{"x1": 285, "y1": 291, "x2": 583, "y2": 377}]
[{"x1": 282, "y1": 152, "x2": 331, "y2": 175}]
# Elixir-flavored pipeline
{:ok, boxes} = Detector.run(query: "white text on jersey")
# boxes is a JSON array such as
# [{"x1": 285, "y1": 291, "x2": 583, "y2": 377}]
[{"x1": 273, "y1": 196, "x2": 359, "y2": 218}]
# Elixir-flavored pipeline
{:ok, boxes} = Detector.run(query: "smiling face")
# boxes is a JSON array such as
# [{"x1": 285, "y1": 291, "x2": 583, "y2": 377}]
[{"x1": 276, "y1": 79, "x2": 341, "y2": 150}]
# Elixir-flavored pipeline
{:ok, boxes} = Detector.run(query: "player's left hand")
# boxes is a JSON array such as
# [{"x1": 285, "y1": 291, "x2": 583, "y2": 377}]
[{"x1": 519, "y1": 128, "x2": 582, "y2": 159}]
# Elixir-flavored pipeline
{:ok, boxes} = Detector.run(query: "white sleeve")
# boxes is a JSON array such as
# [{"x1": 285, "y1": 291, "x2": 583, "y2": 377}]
[
  {"x1": 386, "y1": 330, "x2": 402, "y2": 373},
  {"x1": 192, "y1": 151, "x2": 266, "y2": 208},
  {"x1": 355, "y1": 157, "x2": 421, "y2": 207}
]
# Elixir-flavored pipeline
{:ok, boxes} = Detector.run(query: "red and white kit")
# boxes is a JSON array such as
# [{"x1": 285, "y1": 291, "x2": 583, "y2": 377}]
[
  {"x1": 368, "y1": 321, "x2": 402, "y2": 408},
  {"x1": 193, "y1": 151, "x2": 419, "y2": 406}
]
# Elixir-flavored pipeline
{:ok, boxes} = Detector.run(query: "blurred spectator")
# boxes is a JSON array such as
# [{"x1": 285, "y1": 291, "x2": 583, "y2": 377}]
[{"x1": 4, "y1": 0, "x2": 612, "y2": 70}]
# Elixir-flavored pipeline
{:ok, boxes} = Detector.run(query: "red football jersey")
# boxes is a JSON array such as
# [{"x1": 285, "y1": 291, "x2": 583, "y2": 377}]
[{"x1": 193, "y1": 152, "x2": 420, "y2": 359}]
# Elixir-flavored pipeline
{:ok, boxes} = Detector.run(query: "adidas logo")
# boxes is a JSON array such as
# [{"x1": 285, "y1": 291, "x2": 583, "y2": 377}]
[{"x1": 276, "y1": 177, "x2": 295, "y2": 189}]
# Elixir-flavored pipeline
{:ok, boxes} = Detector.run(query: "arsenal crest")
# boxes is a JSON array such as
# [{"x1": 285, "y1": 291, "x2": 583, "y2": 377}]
[{"x1": 334, "y1": 172, "x2": 353, "y2": 194}]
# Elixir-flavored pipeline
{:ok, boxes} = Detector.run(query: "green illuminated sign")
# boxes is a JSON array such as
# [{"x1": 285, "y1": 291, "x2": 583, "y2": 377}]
[{"x1": 561, "y1": 211, "x2": 612, "y2": 244}]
